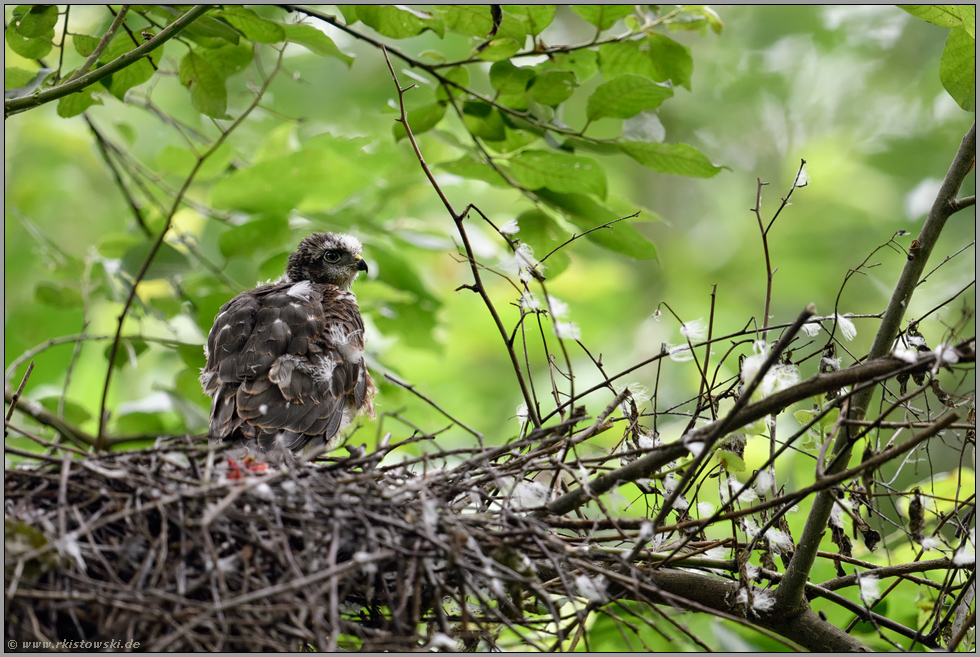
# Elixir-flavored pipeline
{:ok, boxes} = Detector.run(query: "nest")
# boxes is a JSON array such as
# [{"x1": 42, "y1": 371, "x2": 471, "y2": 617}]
[{"x1": 4, "y1": 428, "x2": 700, "y2": 652}]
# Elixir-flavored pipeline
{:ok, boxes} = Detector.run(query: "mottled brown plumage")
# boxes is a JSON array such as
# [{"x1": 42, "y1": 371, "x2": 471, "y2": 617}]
[{"x1": 200, "y1": 233, "x2": 375, "y2": 454}]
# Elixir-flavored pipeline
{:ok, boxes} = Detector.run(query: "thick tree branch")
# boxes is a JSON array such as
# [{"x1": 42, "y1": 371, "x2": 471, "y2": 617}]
[
  {"x1": 616, "y1": 568, "x2": 873, "y2": 652},
  {"x1": 776, "y1": 122, "x2": 976, "y2": 612}
]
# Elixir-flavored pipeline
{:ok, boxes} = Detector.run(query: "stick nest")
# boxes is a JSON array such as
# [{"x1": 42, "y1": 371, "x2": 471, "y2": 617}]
[{"x1": 5, "y1": 434, "x2": 652, "y2": 651}]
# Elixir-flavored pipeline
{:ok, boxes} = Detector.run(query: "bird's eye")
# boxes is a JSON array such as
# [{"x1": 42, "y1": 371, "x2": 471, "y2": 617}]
[{"x1": 323, "y1": 250, "x2": 342, "y2": 263}]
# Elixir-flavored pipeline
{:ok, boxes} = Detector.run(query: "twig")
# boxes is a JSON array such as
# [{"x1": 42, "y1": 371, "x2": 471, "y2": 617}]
[
  {"x1": 5, "y1": 361, "x2": 34, "y2": 432},
  {"x1": 538, "y1": 214, "x2": 635, "y2": 264},
  {"x1": 381, "y1": 46, "x2": 541, "y2": 428},
  {"x1": 64, "y1": 6, "x2": 131, "y2": 84}
]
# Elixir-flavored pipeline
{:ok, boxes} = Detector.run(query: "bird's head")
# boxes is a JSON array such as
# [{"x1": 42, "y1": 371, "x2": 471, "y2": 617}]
[{"x1": 286, "y1": 232, "x2": 368, "y2": 290}]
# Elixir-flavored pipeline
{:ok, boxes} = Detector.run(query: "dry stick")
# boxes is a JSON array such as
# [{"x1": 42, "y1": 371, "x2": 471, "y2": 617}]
[
  {"x1": 538, "y1": 214, "x2": 635, "y2": 264},
  {"x1": 381, "y1": 46, "x2": 541, "y2": 428},
  {"x1": 5, "y1": 5, "x2": 210, "y2": 116},
  {"x1": 97, "y1": 48, "x2": 286, "y2": 446},
  {"x1": 752, "y1": 160, "x2": 807, "y2": 341},
  {"x1": 775, "y1": 122, "x2": 977, "y2": 613},
  {"x1": 5, "y1": 360, "x2": 34, "y2": 432}
]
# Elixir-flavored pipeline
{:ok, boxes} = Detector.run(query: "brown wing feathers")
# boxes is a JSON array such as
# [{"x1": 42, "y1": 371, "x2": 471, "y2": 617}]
[{"x1": 201, "y1": 281, "x2": 373, "y2": 452}]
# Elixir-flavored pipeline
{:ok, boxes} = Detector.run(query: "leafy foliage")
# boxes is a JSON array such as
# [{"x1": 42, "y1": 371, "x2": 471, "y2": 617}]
[{"x1": 4, "y1": 4, "x2": 976, "y2": 653}]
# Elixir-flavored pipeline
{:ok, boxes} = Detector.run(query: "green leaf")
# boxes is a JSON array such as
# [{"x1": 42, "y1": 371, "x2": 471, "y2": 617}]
[
  {"x1": 435, "y1": 5, "x2": 496, "y2": 36},
  {"x1": 510, "y1": 150, "x2": 606, "y2": 198},
  {"x1": 537, "y1": 190, "x2": 657, "y2": 260},
  {"x1": 14, "y1": 5, "x2": 59, "y2": 38},
  {"x1": 219, "y1": 216, "x2": 289, "y2": 258},
  {"x1": 513, "y1": 209, "x2": 571, "y2": 277},
  {"x1": 462, "y1": 101, "x2": 506, "y2": 141},
  {"x1": 173, "y1": 8, "x2": 241, "y2": 45},
  {"x1": 214, "y1": 7, "x2": 284, "y2": 43},
  {"x1": 540, "y1": 49, "x2": 599, "y2": 83},
  {"x1": 100, "y1": 35, "x2": 156, "y2": 100},
  {"x1": 436, "y1": 66, "x2": 469, "y2": 101},
  {"x1": 794, "y1": 409, "x2": 816, "y2": 425},
  {"x1": 717, "y1": 450, "x2": 746, "y2": 473},
  {"x1": 940, "y1": 26, "x2": 975, "y2": 111},
  {"x1": 587, "y1": 74, "x2": 673, "y2": 121},
  {"x1": 38, "y1": 396, "x2": 92, "y2": 425},
  {"x1": 494, "y1": 9, "x2": 531, "y2": 42},
  {"x1": 477, "y1": 38, "x2": 522, "y2": 62},
  {"x1": 336, "y1": 5, "x2": 359, "y2": 24},
  {"x1": 356, "y1": 5, "x2": 444, "y2": 39},
  {"x1": 529, "y1": 69, "x2": 577, "y2": 106},
  {"x1": 56, "y1": 90, "x2": 102, "y2": 118},
  {"x1": 959, "y1": 6, "x2": 976, "y2": 38},
  {"x1": 490, "y1": 60, "x2": 535, "y2": 95},
  {"x1": 178, "y1": 50, "x2": 230, "y2": 119},
  {"x1": 72, "y1": 34, "x2": 100, "y2": 57},
  {"x1": 435, "y1": 5, "x2": 526, "y2": 42},
  {"x1": 201, "y1": 41, "x2": 253, "y2": 80},
  {"x1": 667, "y1": 6, "x2": 723, "y2": 35},
  {"x1": 898, "y1": 5, "x2": 963, "y2": 29},
  {"x1": 282, "y1": 23, "x2": 354, "y2": 65},
  {"x1": 121, "y1": 241, "x2": 192, "y2": 280},
  {"x1": 497, "y1": 92, "x2": 530, "y2": 111},
  {"x1": 598, "y1": 39, "x2": 657, "y2": 81},
  {"x1": 504, "y1": 5, "x2": 556, "y2": 36},
  {"x1": 4, "y1": 66, "x2": 37, "y2": 89},
  {"x1": 647, "y1": 33, "x2": 694, "y2": 90},
  {"x1": 34, "y1": 281, "x2": 83, "y2": 308},
  {"x1": 620, "y1": 140, "x2": 723, "y2": 178},
  {"x1": 394, "y1": 102, "x2": 447, "y2": 141},
  {"x1": 5, "y1": 23, "x2": 53, "y2": 59},
  {"x1": 483, "y1": 126, "x2": 538, "y2": 153},
  {"x1": 572, "y1": 5, "x2": 634, "y2": 30},
  {"x1": 437, "y1": 155, "x2": 510, "y2": 187}
]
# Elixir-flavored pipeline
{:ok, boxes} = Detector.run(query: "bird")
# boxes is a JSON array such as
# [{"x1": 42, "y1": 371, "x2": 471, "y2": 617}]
[{"x1": 200, "y1": 232, "x2": 375, "y2": 455}]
